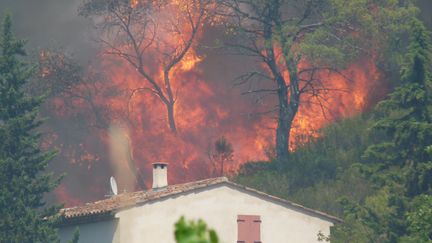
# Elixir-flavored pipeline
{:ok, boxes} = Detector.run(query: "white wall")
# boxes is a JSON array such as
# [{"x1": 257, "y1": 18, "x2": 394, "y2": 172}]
[{"x1": 115, "y1": 184, "x2": 333, "y2": 243}]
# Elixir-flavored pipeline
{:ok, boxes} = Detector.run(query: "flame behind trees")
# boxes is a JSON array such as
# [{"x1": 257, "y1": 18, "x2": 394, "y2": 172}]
[
  {"x1": 219, "y1": 0, "x2": 417, "y2": 162},
  {"x1": 79, "y1": 0, "x2": 217, "y2": 133},
  {"x1": 31, "y1": 0, "x2": 419, "y2": 203},
  {"x1": 36, "y1": 50, "x2": 110, "y2": 129}
]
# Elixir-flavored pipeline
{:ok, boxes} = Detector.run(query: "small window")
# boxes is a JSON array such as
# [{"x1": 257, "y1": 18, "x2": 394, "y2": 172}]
[{"x1": 237, "y1": 215, "x2": 261, "y2": 243}]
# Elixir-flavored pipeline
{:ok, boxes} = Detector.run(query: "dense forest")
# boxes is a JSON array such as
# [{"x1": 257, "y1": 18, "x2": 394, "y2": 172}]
[{"x1": 0, "y1": 0, "x2": 432, "y2": 242}]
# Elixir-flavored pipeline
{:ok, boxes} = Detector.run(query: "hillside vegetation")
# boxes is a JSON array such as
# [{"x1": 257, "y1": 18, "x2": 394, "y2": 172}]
[{"x1": 235, "y1": 18, "x2": 432, "y2": 243}]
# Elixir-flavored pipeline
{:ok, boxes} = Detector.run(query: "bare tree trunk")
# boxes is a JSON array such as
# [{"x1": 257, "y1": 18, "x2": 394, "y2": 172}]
[
  {"x1": 277, "y1": 32, "x2": 301, "y2": 162},
  {"x1": 167, "y1": 102, "x2": 177, "y2": 133},
  {"x1": 92, "y1": 1, "x2": 207, "y2": 135},
  {"x1": 163, "y1": 68, "x2": 177, "y2": 133},
  {"x1": 221, "y1": 160, "x2": 224, "y2": 176},
  {"x1": 276, "y1": 80, "x2": 291, "y2": 162},
  {"x1": 275, "y1": 73, "x2": 300, "y2": 162},
  {"x1": 263, "y1": 2, "x2": 298, "y2": 162}
]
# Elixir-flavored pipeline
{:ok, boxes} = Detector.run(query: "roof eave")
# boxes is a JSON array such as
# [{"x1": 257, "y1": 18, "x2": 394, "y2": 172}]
[{"x1": 58, "y1": 177, "x2": 342, "y2": 225}]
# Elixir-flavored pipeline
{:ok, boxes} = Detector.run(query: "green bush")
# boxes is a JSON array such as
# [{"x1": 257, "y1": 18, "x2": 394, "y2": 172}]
[{"x1": 174, "y1": 217, "x2": 219, "y2": 243}]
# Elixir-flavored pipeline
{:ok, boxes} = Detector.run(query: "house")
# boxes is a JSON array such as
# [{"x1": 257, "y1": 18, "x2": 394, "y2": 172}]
[{"x1": 58, "y1": 163, "x2": 341, "y2": 243}]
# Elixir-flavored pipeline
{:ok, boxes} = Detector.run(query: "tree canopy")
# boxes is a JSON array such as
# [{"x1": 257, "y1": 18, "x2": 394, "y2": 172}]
[
  {"x1": 334, "y1": 18, "x2": 432, "y2": 242},
  {"x1": 234, "y1": 14, "x2": 432, "y2": 243},
  {"x1": 220, "y1": 0, "x2": 417, "y2": 162}
]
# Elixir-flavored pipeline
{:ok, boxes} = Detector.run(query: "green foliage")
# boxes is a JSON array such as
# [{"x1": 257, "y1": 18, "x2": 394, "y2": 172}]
[
  {"x1": 298, "y1": 0, "x2": 417, "y2": 69},
  {"x1": 403, "y1": 195, "x2": 432, "y2": 242},
  {"x1": 224, "y1": 0, "x2": 418, "y2": 163},
  {"x1": 235, "y1": 17, "x2": 432, "y2": 242},
  {"x1": 235, "y1": 115, "x2": 377, "y2": 215},
  {"x1": 364, "y1": 18, "x2": 432, "y2": 194},
  {"x1": 235, "y1": 170, "x2": 291, "y2": 200},
  {"x1": 291, "y1": 167, "x2": 373, "y2": 216},
  {"x1": 174, "y1": 217, "x2": 219, "y2": 243},
  {"x1": 334, "y1": 18, "x2": 432, "y2": 242},
  {"x1": 0, "y1": 13, "x2": 60, "y2": 242},
  {"x1": 67, "y1": 228, "x2": 80, "y2": 243}
]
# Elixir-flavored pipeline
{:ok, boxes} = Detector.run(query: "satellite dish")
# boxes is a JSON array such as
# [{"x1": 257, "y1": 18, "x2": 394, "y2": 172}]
[{"x1": 110, "y1": 176, "x2": 118, "y2": 195}]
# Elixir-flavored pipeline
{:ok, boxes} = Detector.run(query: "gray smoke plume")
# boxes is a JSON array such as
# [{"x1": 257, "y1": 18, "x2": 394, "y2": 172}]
[
  {"x1": 1, "y1": 0, "x2": 431, "y2": 59},
  {"x1": 0, "y1": 0, "x2": 98, "y2": 61}
]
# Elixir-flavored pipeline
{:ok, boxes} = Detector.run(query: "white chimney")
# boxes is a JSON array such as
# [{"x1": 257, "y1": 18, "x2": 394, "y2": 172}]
[{"x1": 152, "y1": 162, "x2": 168, "y2": 190}]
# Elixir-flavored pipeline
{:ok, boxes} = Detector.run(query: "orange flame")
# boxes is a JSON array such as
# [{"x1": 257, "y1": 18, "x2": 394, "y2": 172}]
[{"x1": 46, "y1": 2, "x2": 387, "y2": 206}]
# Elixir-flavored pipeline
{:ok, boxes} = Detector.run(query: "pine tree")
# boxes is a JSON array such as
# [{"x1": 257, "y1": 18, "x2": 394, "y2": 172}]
[
  {"x1": 333, "y1": 19, "x2": 432, "y2": 242},
  {"x1": 364, "y1": 18, "x2": 432, "y2": 189},
  {"x1": 363, "y1": 18, "x2": 432, "y2": 199},
  {"x1": 0, "y1": 14, "x2": 60, "y2": 242}
]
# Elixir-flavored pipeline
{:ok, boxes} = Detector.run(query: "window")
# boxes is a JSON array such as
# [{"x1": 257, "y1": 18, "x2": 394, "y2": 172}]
[{"x1": 237, "y1": 215, "x2": 261, "y2": 243}]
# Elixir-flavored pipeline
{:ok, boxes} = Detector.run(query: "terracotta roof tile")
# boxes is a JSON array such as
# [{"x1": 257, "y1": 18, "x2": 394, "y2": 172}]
[
  {"x1": 60, "y1": 177, "x2": 227, "y2": 220},
  {"x1": 59, "y1": 177, "x2": 341, "y2": 224}
]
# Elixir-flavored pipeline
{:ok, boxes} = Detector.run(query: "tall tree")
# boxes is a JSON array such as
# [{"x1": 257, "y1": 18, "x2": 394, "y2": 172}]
[
  {"x1": 333, "y1": 18, "x2": 432, "y2": 242},
  {"x1": 0, "y1": 14, "x2": 60, "y2": 242},
  {"x1": 80, "y1": 0, "x2": 216, "y2": 133},
  {"x1": 364, "y1": 18, "x2": 432, "y2": 198},
  {"x1": 220, "y1": 0, "x2": 416, "y2": 162}
]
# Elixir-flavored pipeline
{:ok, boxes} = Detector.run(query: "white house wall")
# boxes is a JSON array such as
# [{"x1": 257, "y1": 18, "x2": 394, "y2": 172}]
[{"x1": 114, "y1": 184, "x2": 333, "y2": 243}]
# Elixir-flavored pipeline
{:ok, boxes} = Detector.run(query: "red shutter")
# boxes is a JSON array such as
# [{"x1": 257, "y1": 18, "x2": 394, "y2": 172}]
[{"x1": 237, "y1": 215, "x2": 261, "y2": 243}]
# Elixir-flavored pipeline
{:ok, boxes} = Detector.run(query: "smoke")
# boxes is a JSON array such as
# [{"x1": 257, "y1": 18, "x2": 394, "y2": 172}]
[
  {"x1": 0, "y1": 0, "x2": 98, "y2": 62},
  {"x1": 419, "y1": 0, "x2": 432, "y2": 29},
  {"x1": 2, "y1": 0, "x2": 432, "y2": 207},
  {"x1": 109, "y1": 124, "x2": 138, "y2": 193}
]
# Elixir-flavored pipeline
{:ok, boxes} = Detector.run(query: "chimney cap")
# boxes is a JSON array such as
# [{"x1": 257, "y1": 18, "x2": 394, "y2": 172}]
[{"x1": 152, "y1": 162, "x2": 168, "y2": 168}]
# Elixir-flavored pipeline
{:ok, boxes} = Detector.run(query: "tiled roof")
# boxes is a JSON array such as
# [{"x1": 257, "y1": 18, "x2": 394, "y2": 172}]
[
  {"x1": 59, "y1": 177, "x2": 228, "y2": 222},
  {"x1": 59, "y1": 177, "x2": 342, "y2": 225}
]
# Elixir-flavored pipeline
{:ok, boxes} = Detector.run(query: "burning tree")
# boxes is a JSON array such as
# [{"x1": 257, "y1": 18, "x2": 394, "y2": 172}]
[
  {"x1": 35, "y1": 50, "x2": 111, "y2": 129},
  {"x1": 36, "y1": 50, "x2": 149, "y2": 191},
  {"x1": 79, "y1": 0, "x2": 216, "y2": 133},
  {"x1": 219, "y1": 0, "x2": 416, "y2": 162}
]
